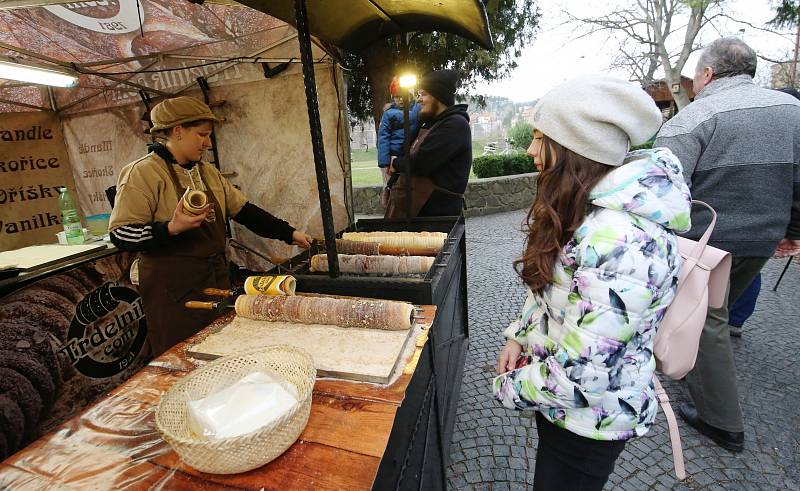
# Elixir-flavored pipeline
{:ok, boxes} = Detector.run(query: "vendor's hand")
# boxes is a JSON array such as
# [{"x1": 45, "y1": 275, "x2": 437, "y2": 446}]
[
  {"x1": 774, "y1": 238, "x2": 800, "y2": 258},
  {"x1": 496, "y1": 339, "x2": 523, "y2": 375},
  {"x1": 292, "y1": 231, "x2": 312, "y2": 248},
  {"x1": 388, "y1": 156, "x2": 397, "y2": 174},
  {"x1": 167, "y1": 200, "x2": 210, "y2": 236}
]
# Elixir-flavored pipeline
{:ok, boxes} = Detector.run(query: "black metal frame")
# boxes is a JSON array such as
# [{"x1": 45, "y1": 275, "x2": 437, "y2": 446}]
[
  {"x1": 196, "y1": 76, "x2": 221, "y2": 171},
  {"x1": 401, "y1": 34, "x2": 414, "y2": 224},
  {"x1": 294, "y1": 0, "x2": 340, "y2": 276},
  {"x1": 290, "y1": 2, "x2": 470, "y2": 487},
  {"x1": 371, "y1": 217, "x2": 469, "y2": 491},
  {"x1": 270, "y1": 217, "x2": 469, "y2": 491},
  {"x1": 273, "y1": 217, "x2": 463, "y2": 304}
]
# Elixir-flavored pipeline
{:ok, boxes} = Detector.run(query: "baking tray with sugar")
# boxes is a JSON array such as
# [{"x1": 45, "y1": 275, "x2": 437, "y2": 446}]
[{"x1": 187, "y1": 304, "x2": 435, "y2": 385}]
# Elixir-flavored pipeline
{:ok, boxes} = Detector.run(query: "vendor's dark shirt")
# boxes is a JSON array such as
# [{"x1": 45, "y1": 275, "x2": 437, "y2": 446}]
[{"x1": 391, "y1": 104, "x2": 472, "y2": 195}]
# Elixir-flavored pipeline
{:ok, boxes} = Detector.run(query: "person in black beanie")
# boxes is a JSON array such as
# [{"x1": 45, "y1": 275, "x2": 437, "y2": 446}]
[{"x1": 385, "y1": 69, "x2": 472, "y2": 218}]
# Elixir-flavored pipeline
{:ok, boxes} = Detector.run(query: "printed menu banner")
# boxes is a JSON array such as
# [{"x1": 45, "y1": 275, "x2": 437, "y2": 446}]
[
  {"x1": 0, "y1": 111, "x2": 78, "y2": 251},
  {"x1": 62, "y1": 107, "x2": 146, "y2": 217}
]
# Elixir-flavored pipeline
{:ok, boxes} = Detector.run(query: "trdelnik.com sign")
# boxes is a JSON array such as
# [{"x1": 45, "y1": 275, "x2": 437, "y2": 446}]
[
  {"x1": 44, "y1": 0, "x2": 145, "y2": 34},
  {"x1": 58, "y1": 282, "x2": 149, "y2": 379}
]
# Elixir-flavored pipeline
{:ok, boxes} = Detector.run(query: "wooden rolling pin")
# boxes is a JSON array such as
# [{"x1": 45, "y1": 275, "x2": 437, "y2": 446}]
[{"x1": 185, "y1": 300, "x2": 230, "y2": 313}]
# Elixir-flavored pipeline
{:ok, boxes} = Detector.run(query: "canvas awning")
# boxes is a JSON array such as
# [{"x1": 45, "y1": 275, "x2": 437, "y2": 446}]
[
  {"x1": 0, "y1": 0, "x2": 493, "y2": 114},
  {"x1": 0, "y1": 0, "x2": 326, "y2": 113},
  {"x1": 0, "y1": 0, "x2": 494, "y2": 276},
  {"x1": 235, "y1": 0, "x2": 494, "y2": 52}
]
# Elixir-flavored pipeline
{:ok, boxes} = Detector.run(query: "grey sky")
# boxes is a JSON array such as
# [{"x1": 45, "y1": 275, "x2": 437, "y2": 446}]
[{"x1": 475, "y1": 0, "x2": 798, "y2": 102}]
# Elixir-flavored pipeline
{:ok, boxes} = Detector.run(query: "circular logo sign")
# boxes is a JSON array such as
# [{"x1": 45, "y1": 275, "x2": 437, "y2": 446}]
[
  {"x1": 44, "y1": 1, "x2": 145, "y2": 34},
  {"x1": 59, "y1": 282, "x2": 148, "y2": 379}
]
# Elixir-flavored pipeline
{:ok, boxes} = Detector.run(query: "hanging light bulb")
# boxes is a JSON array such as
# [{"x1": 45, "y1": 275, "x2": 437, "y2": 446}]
[{"x1": 399, "y1": 74, "x2": 417, "y2": 88}]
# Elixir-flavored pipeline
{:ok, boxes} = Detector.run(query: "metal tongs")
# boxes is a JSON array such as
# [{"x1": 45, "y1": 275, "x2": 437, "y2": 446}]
[{"x1": 227, "y1": 238, "x2": 293, "y2": 274}]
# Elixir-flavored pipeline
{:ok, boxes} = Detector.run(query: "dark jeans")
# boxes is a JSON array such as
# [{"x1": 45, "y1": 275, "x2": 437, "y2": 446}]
[
  {"x1": 728, "y1": 273, "x2": 761, "y2": 328},
  {"x1": 534, "y1": 412, "x2": 626, "y2": 491}
]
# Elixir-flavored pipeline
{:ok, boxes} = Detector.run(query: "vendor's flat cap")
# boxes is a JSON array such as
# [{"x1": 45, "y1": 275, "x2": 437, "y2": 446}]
[{"x1": 149, "y1": 96, "x2": 220, "y2": 133}]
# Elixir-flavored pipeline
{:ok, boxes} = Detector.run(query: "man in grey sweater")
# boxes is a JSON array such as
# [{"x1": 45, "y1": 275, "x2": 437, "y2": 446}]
[{"x1": 656, "y1": 37, "x2": 800, "y2": 452}]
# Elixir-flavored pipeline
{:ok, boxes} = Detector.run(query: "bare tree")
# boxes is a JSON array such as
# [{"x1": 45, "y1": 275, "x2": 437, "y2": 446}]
[{"x1": 565, "y1": 0, "x2": 725, "y2": 110}]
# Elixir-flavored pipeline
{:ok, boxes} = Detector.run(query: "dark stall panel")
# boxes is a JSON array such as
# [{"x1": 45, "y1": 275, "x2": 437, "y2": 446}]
[{"x1": 272, "y1": 216, "x2": 468, "y2": 491}]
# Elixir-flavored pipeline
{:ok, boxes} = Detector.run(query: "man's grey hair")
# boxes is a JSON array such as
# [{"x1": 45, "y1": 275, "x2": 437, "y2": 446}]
[{"x1": 696, "y1": 37, "x2": 757, "y2": 78}]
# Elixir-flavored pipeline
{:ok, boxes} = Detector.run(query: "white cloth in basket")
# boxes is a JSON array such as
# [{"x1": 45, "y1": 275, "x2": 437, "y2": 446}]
[{"x1": 187, "y1": 371, "x2": 299, "y2": 440}]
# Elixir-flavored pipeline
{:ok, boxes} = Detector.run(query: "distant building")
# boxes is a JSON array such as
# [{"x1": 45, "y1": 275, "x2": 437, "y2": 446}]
[
  {"x1": 643, "y1": 76, "x2": 696, "y2": 117},
  {"x1": 470, "y1": 111, "x2": 503, "y2": 140},
  {"x1": 519, "y1": 105, "x2": 536, "y2": 124}
]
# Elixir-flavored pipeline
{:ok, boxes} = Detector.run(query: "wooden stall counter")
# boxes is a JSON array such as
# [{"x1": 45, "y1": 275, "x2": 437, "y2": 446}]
[{"x1": 0, "y1": 306, "x2": 435, "y2": 490}]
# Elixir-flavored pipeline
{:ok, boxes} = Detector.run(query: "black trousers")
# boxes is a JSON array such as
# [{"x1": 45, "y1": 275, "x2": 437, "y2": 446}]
[{"x1": 533, "y1": 412, "x2": 626, "y2": 491}]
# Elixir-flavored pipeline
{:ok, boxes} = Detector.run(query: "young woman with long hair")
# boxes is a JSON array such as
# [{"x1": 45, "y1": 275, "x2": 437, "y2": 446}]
[{"x1": 493, "y1": 75, "x2": 692, "y2": 490}]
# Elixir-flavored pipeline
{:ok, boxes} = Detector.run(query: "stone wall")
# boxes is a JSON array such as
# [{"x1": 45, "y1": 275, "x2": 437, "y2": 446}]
[{"x1": 352, "y1": 172, "x2": 538, "y2": 217}]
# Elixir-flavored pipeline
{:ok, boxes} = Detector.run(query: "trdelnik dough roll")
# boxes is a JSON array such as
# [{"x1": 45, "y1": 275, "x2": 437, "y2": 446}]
[
  {"x1": 333, "y1": 239, "x2": 380, "y2": 256},
  {"x1": 340, "y1": 231, "x2": 447, "y2": 256},
  {"x1": 234, "y1": 295, "x2": 414, "y2": 330},
  {"x1": 310, "y1": 254, "x2": 434, "y2": 275},
  {"x1": 181, "y1": 188, "x2": 215, "y2": 223},
  {"x1": 243, "y1": 275, "x2": 296, "y2": 296},
  {"x1": 182, "y1": 189, "x2": 207, "y2": 216}
]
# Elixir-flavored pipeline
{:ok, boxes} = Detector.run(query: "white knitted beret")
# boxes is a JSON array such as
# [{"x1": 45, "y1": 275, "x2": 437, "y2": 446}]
[{"x1": 531, "y1": 74, "x2": 663, "y2": 166}]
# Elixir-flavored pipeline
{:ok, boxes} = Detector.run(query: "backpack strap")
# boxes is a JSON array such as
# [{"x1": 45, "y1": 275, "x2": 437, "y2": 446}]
[
  {"x1": 653, "y1": 376, "x2": 686, "y2": 480},
  {"x1": 680, "y1": 200, "x2": 718, "y2": 282}
]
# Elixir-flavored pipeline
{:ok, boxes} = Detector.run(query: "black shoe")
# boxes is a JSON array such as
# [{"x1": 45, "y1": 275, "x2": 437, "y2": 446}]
[{"x1": 679, "y1": 403, "x2": 744, "y2": 452}]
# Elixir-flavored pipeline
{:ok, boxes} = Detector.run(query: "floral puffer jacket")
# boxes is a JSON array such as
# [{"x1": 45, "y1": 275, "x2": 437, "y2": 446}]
[{"x1": 493, "y1": 148, "x2": 692, "y2": 441}]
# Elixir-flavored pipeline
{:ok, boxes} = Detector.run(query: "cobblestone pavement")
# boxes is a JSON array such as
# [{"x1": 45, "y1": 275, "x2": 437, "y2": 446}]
[{"x1": 448, "y1": 209, "x2": 800, "y2": 490}]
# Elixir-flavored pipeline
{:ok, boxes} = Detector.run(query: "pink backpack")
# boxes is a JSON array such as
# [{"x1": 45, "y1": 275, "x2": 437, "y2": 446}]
[{"x1": 653, "y1": 200, "x2": 732, "y2": 479}]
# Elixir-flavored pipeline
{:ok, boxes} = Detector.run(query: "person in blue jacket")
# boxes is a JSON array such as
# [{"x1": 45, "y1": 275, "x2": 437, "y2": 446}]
[{"x1": 377, "y1": 82, "x2": 420, "y2": 180}]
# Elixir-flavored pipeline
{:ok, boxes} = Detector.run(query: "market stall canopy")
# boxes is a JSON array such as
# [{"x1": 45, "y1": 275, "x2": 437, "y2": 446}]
[
  {"x1": 0, "y1": 0, "x2": 330, "y2": 114},
  {"x1": 0, "y1": 0, "x2": 493, "y2": 114},
  {"x1": 234, "y1": 0, "x2": 494, "y2": 52}
]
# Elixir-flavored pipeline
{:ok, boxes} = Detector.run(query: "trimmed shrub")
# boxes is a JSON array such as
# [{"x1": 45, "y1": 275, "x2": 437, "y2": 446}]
[
  {"x1": 508, "y1": 121, "x2": 534, "y2": 150},
  {"x1": 473, "y1": 155, "x2": 503, "y2": 178},
  {"x1": 507, "y1": 153, "x2": 535, "y2": 175},
  {"x1": 473, "y1": 152, "x2": 535, "y2": 178}
]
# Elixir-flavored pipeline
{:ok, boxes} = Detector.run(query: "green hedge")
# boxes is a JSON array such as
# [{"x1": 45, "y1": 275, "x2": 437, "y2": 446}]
[
  {"x1": 473, "y1": 152, "x2": 536, "y2": 178},
  {"x1": 630, "y1": 138, "x2": 655, "y2": 151}
]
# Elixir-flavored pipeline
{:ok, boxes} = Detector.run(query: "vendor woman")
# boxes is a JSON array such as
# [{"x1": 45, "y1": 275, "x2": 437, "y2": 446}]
[{"x1": 109, "y1": 96, "x2": 312, "y2": 356}]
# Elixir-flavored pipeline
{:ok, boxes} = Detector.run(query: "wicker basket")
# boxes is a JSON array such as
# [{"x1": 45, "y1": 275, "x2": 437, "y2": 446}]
[{"x1": 155, "y1": 345, "x2": 316, "y2": 474}]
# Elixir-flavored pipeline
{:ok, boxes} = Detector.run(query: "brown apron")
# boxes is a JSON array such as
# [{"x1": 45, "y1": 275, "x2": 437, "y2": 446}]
[
  {"x1": 384, "y1": 127, "x2": 465, "y2": 219},
  {"x1": 137, "y1": 162, "x2": 229, "y2": 357}
]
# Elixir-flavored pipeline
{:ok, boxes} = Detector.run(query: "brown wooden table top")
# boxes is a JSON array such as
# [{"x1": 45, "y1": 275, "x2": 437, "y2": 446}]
[{"x1": 0, "y1": 305, "x2": 436, "y2": 490}]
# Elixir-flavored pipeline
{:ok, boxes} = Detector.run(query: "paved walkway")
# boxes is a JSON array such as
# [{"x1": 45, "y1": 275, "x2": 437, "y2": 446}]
[{"x1": 448, "y1": 209, "x2": 800, "y2": 490}]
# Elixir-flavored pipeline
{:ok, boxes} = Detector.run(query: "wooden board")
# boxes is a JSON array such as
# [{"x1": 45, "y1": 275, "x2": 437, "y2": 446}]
[
  {"x1": 0, "y1": 306, "x2": 437, "y2": 490},
  {"x1": 0, "y1": 243, "x2": 107, "y2": 270},
  {"x1": 187, "y1": 317, "x2": 418, "y2": 384}
]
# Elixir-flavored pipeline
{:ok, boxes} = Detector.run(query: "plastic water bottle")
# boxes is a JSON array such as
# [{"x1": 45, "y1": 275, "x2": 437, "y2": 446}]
[{"x1": 58, "y1": 187, "x2": 84, "y2": 245}]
